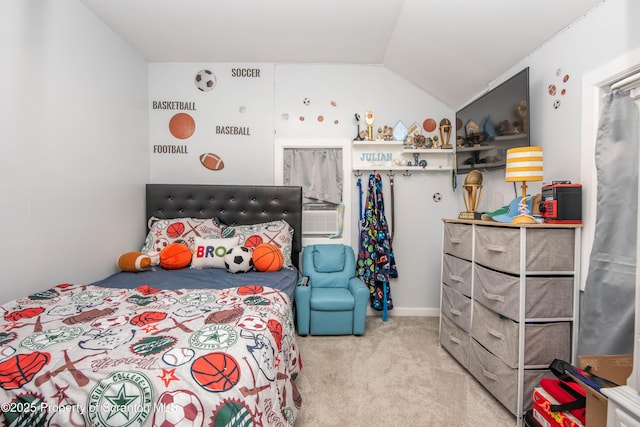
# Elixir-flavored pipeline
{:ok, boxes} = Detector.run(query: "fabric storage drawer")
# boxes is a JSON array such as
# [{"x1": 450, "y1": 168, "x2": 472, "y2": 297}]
[
  {"x1": 469, "y1": 339, "x2": 552, "y2": 415},
  {"x1": 473, "y1": 263, "x2": 574, "y2": 320},
  {"x1": 526, "y1": 228, "x2": 575, "y2": 272},
  {"x1": 471, "y1": 301, "x2": 571, "y2": 368},
  {"x1": 440, "y1": 314, "x2": 470, "y2": 369},
  {"x1": 441, "y1": 284, "x2": 472, "y2": 333},
  {"x1": 474, "y1": 226, "x2": 575, "y2": 274},
  {"x1": 442, "y1": 254, "x2": 472, "y2": 297},
  {"x1": 443, "y1": 222, "x2": 472, "y2": 261}
]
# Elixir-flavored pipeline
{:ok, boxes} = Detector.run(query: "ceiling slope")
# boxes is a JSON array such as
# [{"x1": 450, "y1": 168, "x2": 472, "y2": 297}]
[{"x1": 81, "y1": 0, "x2": 604, "y2": 108}]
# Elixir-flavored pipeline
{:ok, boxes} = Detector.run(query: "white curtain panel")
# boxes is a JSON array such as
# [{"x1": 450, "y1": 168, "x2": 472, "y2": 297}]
[{"x1": 283, "y1": 148, "x2": 343, "y2": 205}]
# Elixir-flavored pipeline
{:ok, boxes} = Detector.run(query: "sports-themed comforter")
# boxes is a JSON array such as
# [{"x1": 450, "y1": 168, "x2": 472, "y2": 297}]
[{"x1": 0, "y1": 283, "x2": 302, "y2": 426}]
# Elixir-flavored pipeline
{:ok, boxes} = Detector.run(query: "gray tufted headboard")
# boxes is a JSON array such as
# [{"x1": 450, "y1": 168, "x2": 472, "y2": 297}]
[{"x1": 146, "y1": 184, "x2": 303, "y2": 269}]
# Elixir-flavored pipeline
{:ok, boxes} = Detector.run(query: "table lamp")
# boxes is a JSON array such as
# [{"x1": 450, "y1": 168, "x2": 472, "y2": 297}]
[{"x1": 505, "y1": 146, "x2": 543, "y2": 223}]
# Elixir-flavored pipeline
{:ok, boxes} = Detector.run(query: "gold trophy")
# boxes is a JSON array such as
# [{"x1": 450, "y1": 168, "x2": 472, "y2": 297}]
[
  {"x1": 517, "y1": 100, "x2": 528, "y2": 133},
  {"x1": 439, "y1": 118, "x2": 452, "y2": 149},
  {"x1": 459, "y1": 169, "x2": 484, "y2": 220},
  {"x1": 365, "y1": 110, "x2": 374, "y2": 141}
]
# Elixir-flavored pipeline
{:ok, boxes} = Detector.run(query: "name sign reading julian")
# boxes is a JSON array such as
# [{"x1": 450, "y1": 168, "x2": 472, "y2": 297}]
[{"x1": 360, "y1": 152, "x2": 392, "y2": 162}]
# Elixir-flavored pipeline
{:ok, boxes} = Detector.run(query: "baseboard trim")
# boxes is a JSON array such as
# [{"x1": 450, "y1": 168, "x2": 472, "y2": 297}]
[{"x1": 366, "y1": 307, "x2": 439, "y2": 317}]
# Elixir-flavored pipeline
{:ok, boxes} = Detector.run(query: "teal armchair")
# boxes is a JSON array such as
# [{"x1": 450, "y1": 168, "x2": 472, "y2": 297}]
[{"x1": 295, "y1": 244, "x2": 369, "y2": 336}]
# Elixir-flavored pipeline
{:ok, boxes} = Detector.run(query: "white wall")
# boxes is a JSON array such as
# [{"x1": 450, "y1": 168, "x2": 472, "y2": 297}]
[
  {"x1": 137, "y1": 0, "x2": 640, "y2": 315},
  {"x1": 461, "y1": 0, "x2": 640, "y2": 214},
  {"x1": 0, "y1": 1, "x2": 149, "y2": 303},
  {"x1": 149, "y1": 63, "x2": 457, "y2": 316},
  {"x1": 276, "y1": 64, "x2": 457, "y2": 316},
  {"x1": 148, "y1": 63, "x2": 275, "y2": 184},
  {"x1": 3, "y1": 0, "x2": 637, "y2": 313}
]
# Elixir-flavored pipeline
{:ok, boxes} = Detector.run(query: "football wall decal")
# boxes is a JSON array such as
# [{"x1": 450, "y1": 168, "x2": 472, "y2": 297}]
[{"x1": 200, "y1": 152, "x2": 225, "y2": 171}]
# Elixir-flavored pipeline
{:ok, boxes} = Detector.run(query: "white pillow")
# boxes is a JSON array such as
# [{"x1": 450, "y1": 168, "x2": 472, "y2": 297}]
[
  {"x1": 190, "y1": 236, "x2": 240, "y2": 269},
  {"x1": 222, "y1": 220, "x2": 294, "y2": 267},
  {"x1": 141, "y1": 217, "x2": 224, "y2": 254}
]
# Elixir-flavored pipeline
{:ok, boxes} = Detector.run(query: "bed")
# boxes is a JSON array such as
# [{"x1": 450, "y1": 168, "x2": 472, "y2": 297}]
[{"x1": 0, "y1": 184, "x2": 304, "y2": 427}]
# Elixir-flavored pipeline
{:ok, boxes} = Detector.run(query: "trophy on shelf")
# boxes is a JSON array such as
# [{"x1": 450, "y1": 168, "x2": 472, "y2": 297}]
[
  {"x1": 365, "y1": 109, "x2": 375, "y2": 141},
  {"x1": 439, "y1": 118, "x2": 453, "y2": 149},
  {"x1": 459, "y1": 169, "x2": 484, "y2": 220},
  {"x1": 517, "y1": 100, "x2": 528, "y2": 133}
]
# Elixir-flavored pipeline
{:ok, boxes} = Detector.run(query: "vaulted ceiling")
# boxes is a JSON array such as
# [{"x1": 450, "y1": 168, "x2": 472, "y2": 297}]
[{"x1": 81, "y1": 0, "x2": 604, "y2": 109}]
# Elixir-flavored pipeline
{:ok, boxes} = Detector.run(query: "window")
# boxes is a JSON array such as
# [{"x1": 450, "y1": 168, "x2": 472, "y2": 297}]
[{"x1": 275, "y1": 139, "x2": 352, "y2": 245}]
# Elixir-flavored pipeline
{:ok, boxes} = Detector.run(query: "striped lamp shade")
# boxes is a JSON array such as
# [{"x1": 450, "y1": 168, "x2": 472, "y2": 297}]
[{"x1": 505, "y1": 146, "x2": 543, "y2": 182}]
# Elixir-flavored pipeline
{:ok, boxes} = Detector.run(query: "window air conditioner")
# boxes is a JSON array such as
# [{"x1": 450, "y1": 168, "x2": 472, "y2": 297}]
[{"x1": 302, "y1": 206, "x2": 339, "y2": 235}]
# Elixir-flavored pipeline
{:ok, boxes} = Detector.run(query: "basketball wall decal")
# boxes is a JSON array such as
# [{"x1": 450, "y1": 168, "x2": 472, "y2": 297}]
[
  {"x1": 191, "y1": 352, "x2": 240, "y2": 392},
  {"x1": 423, "y1": 118, "x2": 437, "y2": 132},
  {"x1": 169, "y1": 113, "x2": 195, "y2": 139},
  {"x1": 252, "y1": 243, "x2": 284, "y2": 272},
  {"x1": 200, "y1": 153, "x2": 225, "y2": 171}
]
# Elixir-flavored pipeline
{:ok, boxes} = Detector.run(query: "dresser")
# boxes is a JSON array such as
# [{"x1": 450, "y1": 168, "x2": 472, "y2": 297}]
[{"x1": 439, "y1": 219, "x2": 581, "y2": 425}]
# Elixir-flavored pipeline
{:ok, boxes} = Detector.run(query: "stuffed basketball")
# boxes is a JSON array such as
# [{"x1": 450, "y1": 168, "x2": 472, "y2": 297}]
[
  {"x1": 252, "y1": 244, "x2": 284, "y2": 272},
  {"x1": 117, "y1": 252, "x2": 152, "y2": 272},
  {"x1": 160, "y1": 243, "x2": 192, "y2": 270},
  {"x1": 224, "y1": 246, "x2": 254, "y2": 273}
]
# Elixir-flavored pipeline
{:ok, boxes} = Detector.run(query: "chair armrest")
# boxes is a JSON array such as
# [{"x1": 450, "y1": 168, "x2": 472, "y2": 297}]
[
  {"x1": 348, "y1": 277, "x2": 369, "y2": 301},
  {"x1": 294, "y1": 282, "x2": 311, "y2": 336},
  {"x1": 348, "y1": 276, "x2": 369, "y2": 335}
]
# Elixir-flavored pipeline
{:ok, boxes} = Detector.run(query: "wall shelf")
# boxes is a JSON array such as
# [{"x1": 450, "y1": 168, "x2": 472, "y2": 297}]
[{"x1": 352, "y1": 140, "x2": 453, "y2": 172}]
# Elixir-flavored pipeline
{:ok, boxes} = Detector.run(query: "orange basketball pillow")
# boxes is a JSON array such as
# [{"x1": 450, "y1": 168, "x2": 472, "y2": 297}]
[
  {"x1": 160, "y1": 243, "x2": 192, "y2": 270},
  {"x1": 252, "y1": 243, "x2": 284, "y2": 272}
]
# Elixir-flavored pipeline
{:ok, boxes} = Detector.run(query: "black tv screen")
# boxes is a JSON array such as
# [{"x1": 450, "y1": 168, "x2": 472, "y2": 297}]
[{"x1": 455, "y1": 67, "x2": 530, "y2": 175}]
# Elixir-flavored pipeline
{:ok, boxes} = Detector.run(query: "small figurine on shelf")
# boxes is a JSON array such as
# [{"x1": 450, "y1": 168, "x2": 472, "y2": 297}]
[
  {"x1": 353, "y1": 113, "x2": 365, "y2": 141},
  {"x1": 377, "y1": 126, "x2": 383, "y2": 141},
  {"x1": 383, "y1": 125, "x2": 393, "y2": 141}
]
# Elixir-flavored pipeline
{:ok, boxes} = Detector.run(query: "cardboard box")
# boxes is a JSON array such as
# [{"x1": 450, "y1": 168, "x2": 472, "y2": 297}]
[{"x1": 568, "y1": 354, "x2": 634, "y2": 427}]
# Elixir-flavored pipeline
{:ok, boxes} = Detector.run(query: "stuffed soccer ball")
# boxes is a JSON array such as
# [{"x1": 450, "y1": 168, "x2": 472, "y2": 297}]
[
  {"x1": 195, "y1": 69, "x2": 216, "y2": 92},
  {"x1": 224, "y1": 246, "x2": 254, "y2": 273}
]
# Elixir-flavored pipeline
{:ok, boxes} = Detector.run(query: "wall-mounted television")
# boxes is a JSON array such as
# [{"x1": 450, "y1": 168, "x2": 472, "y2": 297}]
[{"x1": 455, "y1": 67, "x2": 530, "y2": 175}]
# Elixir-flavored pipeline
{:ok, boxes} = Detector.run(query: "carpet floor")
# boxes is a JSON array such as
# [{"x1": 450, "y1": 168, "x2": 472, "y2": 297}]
[{"x1": 294, "y1": 316, "x2": 517, "y2": 427}]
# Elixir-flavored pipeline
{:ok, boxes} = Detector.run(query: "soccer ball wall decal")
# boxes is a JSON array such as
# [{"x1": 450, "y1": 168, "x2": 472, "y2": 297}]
[
  {"x1": 195, "y1": 69, "x2": 216, "y2": 92},
  {"x1": 224, "y1": 246, "x2": 254, "y2": 273}
]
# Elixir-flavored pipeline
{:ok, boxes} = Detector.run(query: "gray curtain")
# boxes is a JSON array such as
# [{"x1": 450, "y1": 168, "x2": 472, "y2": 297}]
[
  {"x1": 283, "y1": 148, "x2": 343, "y2": 205},
  {"x1": 578, "y1": 90, "x2": 639, "y2": 355}
]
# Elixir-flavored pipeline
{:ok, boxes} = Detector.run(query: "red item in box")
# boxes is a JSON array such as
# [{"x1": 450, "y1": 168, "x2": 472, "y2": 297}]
[
  {"x1": 532, "y1": 387, "x2": 584, "y2": 427},
  {"x1": 539, "y1": 378, "x2": 586, "y2": 424}
]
